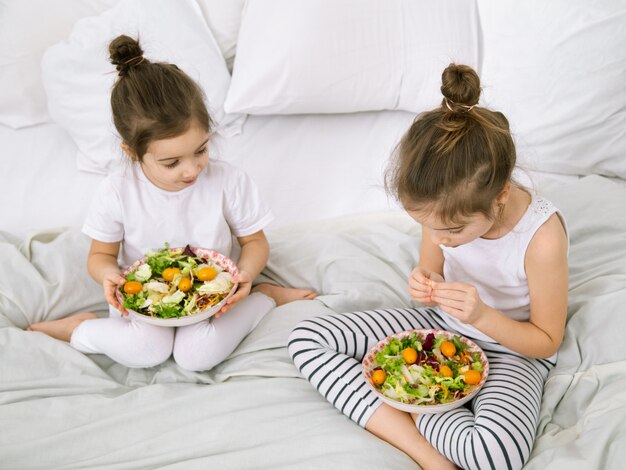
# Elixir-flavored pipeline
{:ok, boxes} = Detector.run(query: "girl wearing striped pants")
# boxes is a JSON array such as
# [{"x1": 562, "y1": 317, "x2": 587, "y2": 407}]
[{"x1": 289, "y1": 64, "x2": 569, "y2": 470}]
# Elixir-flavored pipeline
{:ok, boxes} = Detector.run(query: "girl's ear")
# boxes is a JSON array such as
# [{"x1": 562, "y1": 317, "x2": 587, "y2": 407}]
[
  {"x1": 120, "y1": 143, "x2": 139, "y2": 162},
  {"x1": 495, "y1": 182, "x2": 512, "y2": 205}
]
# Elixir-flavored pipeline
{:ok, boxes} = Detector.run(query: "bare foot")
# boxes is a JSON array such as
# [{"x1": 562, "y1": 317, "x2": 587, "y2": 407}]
[
  {"x1": 252, "y1": 283, "x2": 317, "y2": 306},
  {"x1": 27, "y1": 312, "x2": 98, "y2": 342}
]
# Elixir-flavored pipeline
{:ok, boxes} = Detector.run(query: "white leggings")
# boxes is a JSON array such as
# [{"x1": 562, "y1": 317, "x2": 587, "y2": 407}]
[
  {"x1": 71, "y1": 292, "x2": 275, "y2": 371},
  {"x1": 288, "y1": 307, "x2": 555, "y2": 470}
]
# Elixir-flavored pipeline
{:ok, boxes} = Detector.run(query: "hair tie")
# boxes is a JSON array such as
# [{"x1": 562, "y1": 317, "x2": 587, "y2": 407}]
[
  {"x1": 123, "y1": 56, "x2": 145, "y2": 66},
  {"x1": 444, "y1": 97, "x2": 476, "y2": 113},
  {"x1": 117, "y1": 56, "x2": 145, "y2": 76}
]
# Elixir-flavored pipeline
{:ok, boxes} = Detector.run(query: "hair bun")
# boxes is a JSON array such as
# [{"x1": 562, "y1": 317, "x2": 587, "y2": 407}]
[
  {"x1": 109, "y1": 35, "x2": 146, "y2": 76},
  {"x1": 440, "y1": 63, "x2": 481, "y2": 113}
]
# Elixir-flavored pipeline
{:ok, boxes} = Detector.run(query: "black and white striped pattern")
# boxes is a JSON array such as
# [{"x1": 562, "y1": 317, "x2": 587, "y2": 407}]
[{"x1": 288, "y1": 307, "x2": 555, "y2": 470}]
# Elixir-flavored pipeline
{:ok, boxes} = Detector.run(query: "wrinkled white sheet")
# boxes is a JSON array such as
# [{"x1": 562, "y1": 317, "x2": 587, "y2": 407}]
[{"x1": 1, "y1": 175, "x2": 626, "y2": 469}]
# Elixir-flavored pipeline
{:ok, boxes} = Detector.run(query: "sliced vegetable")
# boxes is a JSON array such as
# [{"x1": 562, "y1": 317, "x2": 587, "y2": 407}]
[
  {"x1": 371, "y1": 332, "x2": 484, "y2": 406},
  {"x1": 119, "y1": 244, "x2": 234, "y2": 319}
]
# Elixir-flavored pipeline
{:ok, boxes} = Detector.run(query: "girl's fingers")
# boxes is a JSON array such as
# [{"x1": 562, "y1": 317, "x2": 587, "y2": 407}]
[
  {"x1": 431, "y1": 295, "x2": 464, "y2": 309},
  {"x1": 229, "y1": 288, "x2": 247, "y2": 304},
  {"x1": 430, "y1": 289, "x2": 466, "y2": 302},
  {"x1": 411, "y1": 275, "x2": 430, "y2": 286},
  {"x1": 409, "y1": 290, "x2": 431, "y2": 302},
  {"x1": 409, "y1": 279, "x2": 431, "y2": 291},
  {"x1": 431, "y1": 281, "x2": 469, "y2": 292},
  {"x1": 438, "y1": 304, "x2": 464, "y2": 318},
  {"x1": 216, "y1": 288, "x2": 247, "y2": 317},
  {"x1": 408, "y1": 284, "x2": 430, "y2": 295}
]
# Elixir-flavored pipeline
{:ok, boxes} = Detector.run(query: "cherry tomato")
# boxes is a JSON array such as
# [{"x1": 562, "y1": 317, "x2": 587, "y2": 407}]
[
  {"x1": 196, "y1": 266, "x2": 218, "y2": 282},
  {"x1": 401, "y1": 347, "x2": 418, "y2": 365},
  {"x1": 371, "y1": 369, "x2": 387, "y2": 385},
  {"x1": 463, "y1": 369, "x2": 482, "y2": 385},
  {"x1": 439, "y1": 365, "x2": 454, "y2": 378},
  {"x1": 178, "y1": 277, "x2": 192, "y2": 292},
  {"x1": 162, "y1": 267, "x2": 181, "y2": 281},
  {"x1": 123, "y1": 281, "x2": 143, "y2": 295},
  {"x1": 440, "y1": 341, "x2": 457, "y2": 358}
]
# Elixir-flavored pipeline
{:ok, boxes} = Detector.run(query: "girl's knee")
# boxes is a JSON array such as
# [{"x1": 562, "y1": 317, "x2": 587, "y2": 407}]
[
  {"x1": 417, "y1": 412, "x2": 529, "y2": 470},
  {"x1": 124, "y1": 328, "x2": 174, "y2": 368},
  {"x1": 173, "y1": 348, "x2": 227, "y2": 372},
  {"x1": 287, "y1": 318, "x2": 326, "y2": 356},
  {"x1": 288, "y1": 319, "x2": 310, "y2": 344},
  {"x1": 172, "y1": 339, "x2": 230, "y2": 372},
  {"x1": 463, "y1": 429, "x2": 528, "y2": 470}
]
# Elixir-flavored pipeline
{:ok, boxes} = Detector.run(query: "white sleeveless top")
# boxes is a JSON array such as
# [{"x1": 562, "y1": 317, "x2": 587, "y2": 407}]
[{"x1": 439, "y1": 195, "x2": 568, "y2": 343}]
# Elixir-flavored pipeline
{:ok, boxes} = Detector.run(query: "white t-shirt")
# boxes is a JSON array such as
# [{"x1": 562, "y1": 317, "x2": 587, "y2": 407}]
[
  {"x1": 82, "y1": 159, "x2": 274, "y2": 268},
  {"x1": 439, "y1": 195, "x2": 568, "y2": 344}
]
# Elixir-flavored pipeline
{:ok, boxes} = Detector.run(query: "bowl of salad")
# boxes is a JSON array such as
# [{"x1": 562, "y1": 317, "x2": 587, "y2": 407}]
[
  {"x1": 362, "y1": 329, "x2": 489, "y2": 414},
  {"x1": 115, "y1": 243, "x2": 238, "y2": 327}
]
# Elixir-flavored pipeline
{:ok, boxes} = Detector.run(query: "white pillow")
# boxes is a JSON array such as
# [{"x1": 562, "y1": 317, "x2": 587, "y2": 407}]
[
  {"x1": 0, "y1": 0, "x2": 120, "y2": 128},
  {"x1": 42, "y1": 0, "x2": 243, "y2": 175},
  {"x1": 195, "y1": 0, "x2": 246, "y2": 72},
  {"x1": 224, "y1": 0, "x2": 480, "y2": 115},
  {"x1": 479, "y1": 0, "x2": 626, "y2": 179}
]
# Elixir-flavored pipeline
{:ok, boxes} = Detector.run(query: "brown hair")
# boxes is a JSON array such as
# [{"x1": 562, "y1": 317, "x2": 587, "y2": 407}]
[
  {"x1": 385, "y1": 63, "x2": 516, "y2": 224},
  {"x1": 108, "y1": 35, "x2": 213, "y2": 161}
]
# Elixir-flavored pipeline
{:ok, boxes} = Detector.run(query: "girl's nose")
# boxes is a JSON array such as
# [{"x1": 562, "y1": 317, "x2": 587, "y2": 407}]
[{"x1": 182, "y1": 161, "x2": 199, "y2": 178}]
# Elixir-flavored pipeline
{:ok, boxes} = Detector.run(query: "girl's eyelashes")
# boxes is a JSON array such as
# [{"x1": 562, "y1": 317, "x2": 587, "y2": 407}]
[
  {"x1": 448, "y1": 227, "x2": 464, "y2": 234},
  {"x1": 162, "y1": 148, "x2": 207, "y2": 168}
]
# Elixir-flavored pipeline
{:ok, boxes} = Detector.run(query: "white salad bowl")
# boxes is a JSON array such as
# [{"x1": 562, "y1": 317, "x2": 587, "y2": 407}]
[
  {"x1": 115, "y1": 247, "x2": 238, "y2": 327},
  {"x1": 362, "y1": 328, "x2": 489, "y2": 414}
]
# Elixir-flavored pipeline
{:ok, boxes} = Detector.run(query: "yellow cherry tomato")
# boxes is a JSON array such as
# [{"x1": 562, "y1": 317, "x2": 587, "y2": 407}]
[
  {"x1": 440, "y1": 341, "x2": 457, "y2": 358},
  {"x1": 371, "y1": 369, "x2": 387, "y2": 386},
  {"x1": 123, "y1": 281, "x2": 143, "y2": 295},
  {"x1": 439, "y1": 365, "x2": 454, "y2": 378},
  {"x1": 178, "y1": 277, "x2": 192, "y2": 292},
  {"x1": 401, "y1": 347, "x2": 418, "y2": 365},
  {"x1": 196, "y1": 266, "x2": 218, "y2": 282},
  {"x1": 162, "y1": 267, "x2": 181, "y2": 282},
  {"x1": 463, "y1": 369, "x2": 482, "y2": 385}
]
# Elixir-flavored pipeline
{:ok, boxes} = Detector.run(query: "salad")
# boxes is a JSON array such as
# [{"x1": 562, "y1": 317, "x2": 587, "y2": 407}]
[
  {"x1": 119, "y1": 244, "x2": 236, "y2": 319},
  {"x1": 370, "y1": 331, "x2": 485, "y2": 406}
]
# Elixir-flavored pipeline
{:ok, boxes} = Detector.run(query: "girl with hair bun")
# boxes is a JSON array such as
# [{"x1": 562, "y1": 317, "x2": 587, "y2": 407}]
[
  {"x1": 288, "y1": 63, "x2": 568, "y2": 469},
  {"x1": 29, "y1": 35, "x2": 316, "y2": 371}
]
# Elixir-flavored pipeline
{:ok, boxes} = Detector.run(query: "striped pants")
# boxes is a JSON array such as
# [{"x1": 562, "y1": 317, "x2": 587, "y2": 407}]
[{"x1": 288, "y1": 307, "x2": 555, "y2": 470}]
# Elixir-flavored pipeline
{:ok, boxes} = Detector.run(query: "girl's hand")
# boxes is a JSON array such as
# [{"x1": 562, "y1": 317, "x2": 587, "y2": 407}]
[
  {"x1": 430, "y1": 281, "x2": 487, "y2": 325},
  {"x1": 408, "y1": 267, "x2": 444, "y2": 305},
  {"x1": 103, "y1": 271, "x2": 127, "y2": 315},
  {"x1": 215, "y1": 270, "x2": 253, "y2": 318}
]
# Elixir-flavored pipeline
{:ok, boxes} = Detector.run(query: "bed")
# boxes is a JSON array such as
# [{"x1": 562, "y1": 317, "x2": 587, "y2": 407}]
[{"x1": 1, "y1": 1, "x2": 625, "y2": 469}]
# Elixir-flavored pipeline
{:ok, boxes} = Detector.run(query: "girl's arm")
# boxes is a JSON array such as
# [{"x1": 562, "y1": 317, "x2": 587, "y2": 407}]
[
  {"x1": 418, "y1": 227, "x2": 445, "y2": 276},
  {"x1": 408, "y1": 227, "x2": 445, "y2": 304},
  {"x1": 475, "y1": 214, "x2": 568, "y2": 357},
  {"x1": 433, "y1": 214, "x2": 569, "y2": 358},
  {"x1": 217, "y1": 229, "x2": 269, "y2": 316},
  {"x1": 87, "y1": 239, "x2": 126, "y2": 311}
]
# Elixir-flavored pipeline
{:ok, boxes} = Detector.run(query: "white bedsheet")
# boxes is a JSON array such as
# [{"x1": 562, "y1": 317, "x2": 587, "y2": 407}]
[{"x1": 2, "y1": 175, "x2": 626, "y2": 469}]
